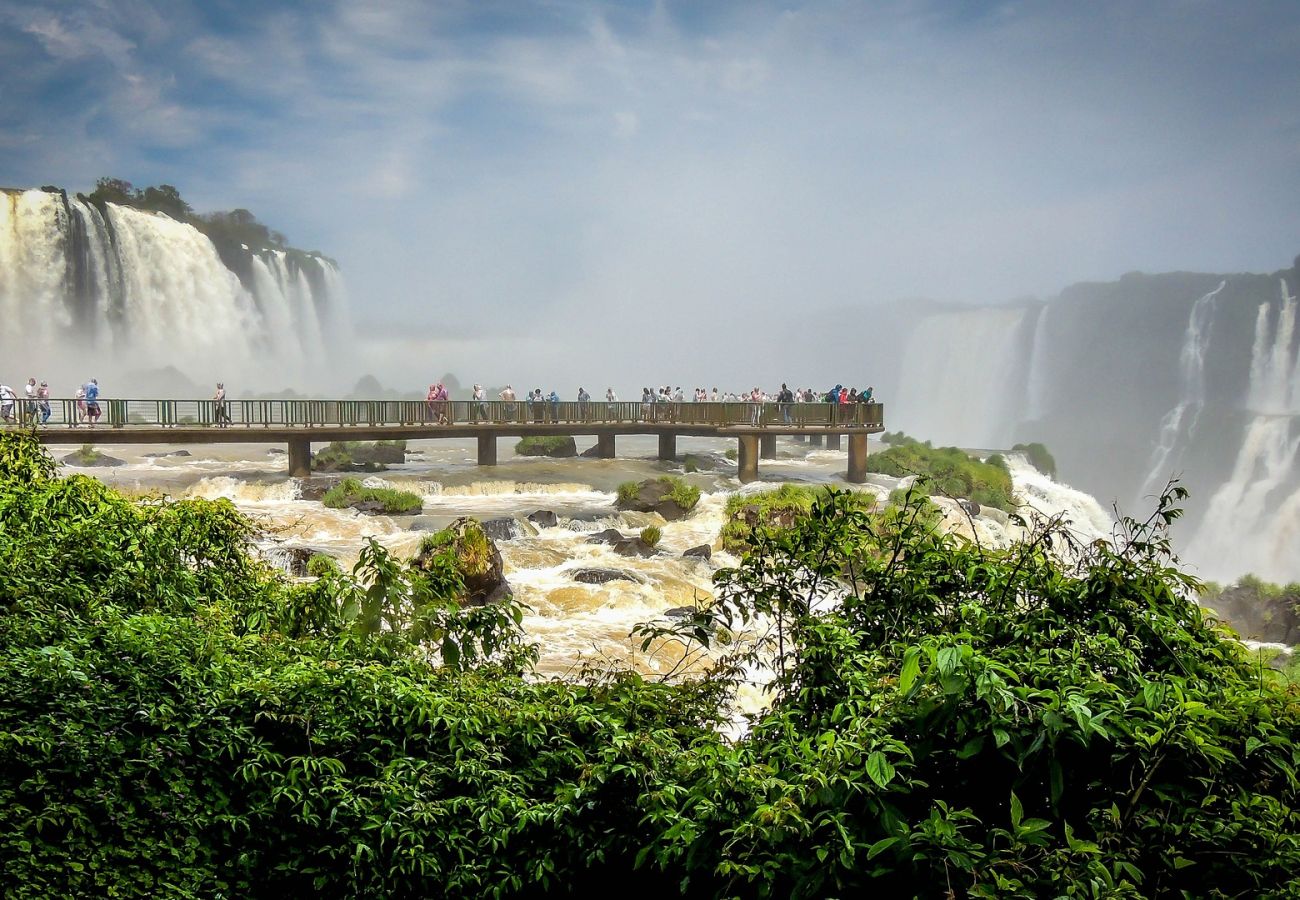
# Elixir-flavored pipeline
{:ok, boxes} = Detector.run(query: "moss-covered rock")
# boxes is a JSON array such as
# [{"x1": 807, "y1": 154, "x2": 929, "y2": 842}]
[
  {"x1": 720, "y1": 485, "x2": 876, "y2": 552},
  {"x1": 514, "y1": 436, "x2": 577, "y2": 458},
  {"x1": 312, "y1": 440, "x2": 407, "y2": 472},
  {"x1": 62, "y1": 444, "x2": 125, "y2": 468},
  {"x1": 1012, "y1": 442, "x2": 1058, "y2": 479},
  {"x1": 615, "y1": 477, "x2": 701, "y2": 521},
  {"x1": 866, "y1": 438, "x2": 1015, "y2": 511},
  {"x1": 412, "y1": 517, "x2": 510, "y2": 606},
  {"x1": 321, "y1": 478, "x2": 423, "y2": 515}
]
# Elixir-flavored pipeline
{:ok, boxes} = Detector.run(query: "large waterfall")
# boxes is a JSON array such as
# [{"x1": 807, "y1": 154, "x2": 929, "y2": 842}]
[
  {"x1": 0, "y1": 188, "x2": 349, "y2": 391},
  {"x1": 1185, "y1": 277, "x2": 1300, "y2": 582}
]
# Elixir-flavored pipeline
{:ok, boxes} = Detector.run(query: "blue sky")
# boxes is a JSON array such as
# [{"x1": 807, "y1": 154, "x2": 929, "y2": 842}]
[{"x1": 1, "y1": 0, "x2": 1298, "y2": 384}]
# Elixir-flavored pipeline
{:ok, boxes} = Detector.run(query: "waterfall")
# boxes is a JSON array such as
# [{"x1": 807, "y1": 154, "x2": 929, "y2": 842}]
[
  {"x1": 0, "y1": 188, "x2": 348, "y2": 389},
  {"x1": 1136, "y1": 281, "x2": 1225, "y2": 500},
  {"x1": 1185, "y1": 277, "x2": 1300, "y2": 582},
  {"x1": 892, "y1": 306, "x2": 1032, "y2": 447},
  {"x1": 1023, "y1": 304, "x2": 1052, "y2": 422}
]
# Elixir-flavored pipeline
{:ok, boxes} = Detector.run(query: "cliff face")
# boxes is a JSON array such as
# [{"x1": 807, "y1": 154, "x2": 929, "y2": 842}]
[{"x1": 885, "y1": 254, "x2": 1300, "y2": 582}]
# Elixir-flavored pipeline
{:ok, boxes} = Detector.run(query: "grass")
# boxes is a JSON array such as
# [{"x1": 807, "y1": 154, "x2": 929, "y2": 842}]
[
  {"x1": 720, "y1": 485, "x2": 829, "y2": 552},
  {"x1": 313, "y1": 440, "x2": 407, "y2": 472},
  {"x1": 866, "y1": 441, "x2": 1015, "y2": 512},
  {"x1": 616, "y1": 477, "x2": 701, "y2": 514},
  {"x1": 640, "y1": 525, "x2": 662, "y2": 548},
  {"x1": 306, "y1": 554, "x2": 340, "y2": 577},
  {"x1": 65, "y1": 444, "x2": 109, "y2": 466},
  {"x1": 616, "y1": 481, "x2": 641, "y2": 505},
  {"x1": 420, "y1": 522, "x2": 493, "y2": 577},
  {"x1": 321, "y1": 477, "x2": 423, "y2": 515}
]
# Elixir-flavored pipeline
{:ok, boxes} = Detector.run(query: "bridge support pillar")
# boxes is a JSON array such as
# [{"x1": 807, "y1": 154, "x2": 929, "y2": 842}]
[
  {"x1": 596, "y1": 431, "x2": 616, "y2": 459},
  {"x1": 760, "y1": 434, "x2": 777, "y2": 459},
  {"x1": 658, "y1": 433, "x2": 676, "y2": 461},
  {"x1": 478, "y1": 435, "x2": 497, "y2": 467},
  {"x1": 827, "y1": 433, "x2": 841, "y2": 451},
  {"x1": 737, "y1": 435, "x2": 760, "y2": 483},
  {"x1": 847, "y1": 433, "x2": 869, "y2": 483},
  {"x1": 288, "y1": 439, "x2": 312, "y2": 478},
  {"x1": 810, "y1": 434, "x2": 823, "y2": 447}
]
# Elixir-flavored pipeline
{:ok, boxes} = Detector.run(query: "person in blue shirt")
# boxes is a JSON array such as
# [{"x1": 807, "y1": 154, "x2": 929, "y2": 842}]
[
  {"x1": 549, "y1": 390, "x2": 561, "y2": 422},
  {"x1": 84, "y1": 379, "x2": 101, "y2": 426}
]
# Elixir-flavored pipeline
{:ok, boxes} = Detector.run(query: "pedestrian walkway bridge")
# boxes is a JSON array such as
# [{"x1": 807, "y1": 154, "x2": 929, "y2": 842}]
[{"x1": 27, "y1": 398, "x2": 885, "y2": 483}]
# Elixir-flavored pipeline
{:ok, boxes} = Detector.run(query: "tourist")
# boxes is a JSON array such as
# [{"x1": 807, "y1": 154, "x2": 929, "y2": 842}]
[
  {"x1": 749, "y1": 387, "x2": 763, "y2": 426},
  {"x1": 84, "y1": 379, "x2": 101, "y2": 426},
  {"x1": 778, "y1": 382, "x2": 794, "y2": 425},
  {"x1": 641, "y1": 388, "x2": 653, "y2": 421},
  {"x1": 24, "y1": 378, "x2": 38, "y2": 425},
  {"x1": 861, "y1": 386, "x2": 874, "y2": 403},
  {"x1": 37, "y1": 381, "x2": 51, "y2": 425},
  {"x1": 710, "y1": 387, "x2": 719, "y2": 402},
  {"x1": 549, "y1": 390, "x2": 561, "y2": 422},
  {"x1": 577, "y1": 387, "x2": 590, "y2": 419},
  {"x1": 214, "y1": 382, "x2": 231, "y2": 427},
  {"x1": 426, "y1": 384, "x2": 438, "y2": 421},
  {"x1": 472, "y1": 384, "x2": 487, "y2": 422},
  {"x1": 74, "y1": 384, "x2": 86, "y2": 426},
  {"x1": 605, "y1": 387, "x2": 617, "y2": 417},
  {"x1": 0, "y1": 385, "x2": 14, "y2": 424},
  {"x1": 499, "y1": 385, "x2": 516, "y2": 421},
  {"x1": 435, "y1": 383, "x2": 450, "y2": 424}
]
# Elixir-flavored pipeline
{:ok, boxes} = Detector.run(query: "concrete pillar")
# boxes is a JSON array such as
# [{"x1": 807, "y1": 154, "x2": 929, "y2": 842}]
[
  {"x1": 737, "y1": 435, "x2": 760, "y2": 483},
  {"x1": 477, "y1": 434, "x2": 497, "y2": 466},
  {"x1": 827, "y1": 433, "x2": 842, "y2": 451},
  {"x1": 760, "y1": 434, "x2": 777, "y2": 459},
  {"x1": 847, "y1": 433, "x2": 869, "y2": 483},
  {"x1": 810, "y1": 434, "x2": 823, "y2": 447},
  {"x1": 288, "y1": 439, "x2": 312, "y2": 478},
  {"x1": 597, "y1": 431, "x2": 616, "y2": 459},
  {"x1": 658, "y1": 432, "x2": 677, "y2": 461}
]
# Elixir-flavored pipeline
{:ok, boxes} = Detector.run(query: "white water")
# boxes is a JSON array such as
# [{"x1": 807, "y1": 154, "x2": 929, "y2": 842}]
[
  {"x1": 893, "y1": 306, "x2": 1031, "y2": 447},
  {"x1": 1136, "y1": 281, "x2": 1225, "y2": 501},
  {"x1": 1186, "y1": 277, "x2": 1300, "y2": 582},
  {"x1": 1023, "y1": 304, "x2": 1052, "y2": 422},
  {"x1": 0, "y1": 188, "x2": 348, "y2": 389}
]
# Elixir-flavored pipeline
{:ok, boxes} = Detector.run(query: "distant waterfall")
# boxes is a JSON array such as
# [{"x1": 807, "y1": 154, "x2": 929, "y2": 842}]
[
  {"x1": 1186, "y1": 277, "x2": 1300, "y2": 582},
  {"x1": 1023, "y1": 304, "x2": 1052, "y2": 422},
  {"x1": 0, "y1": 188, "x2": 348, "y2": 389},
  {"x1": 1135, "y1": 281, "x2": 1225, "y2": 501},
  {"x1": 892, "y1": 306, "x2": 1032, "y2": 447}
]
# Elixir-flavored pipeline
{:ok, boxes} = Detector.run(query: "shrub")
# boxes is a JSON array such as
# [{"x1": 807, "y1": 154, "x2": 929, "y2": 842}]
[
  {"x1": 720, "y1": 484, "x2": 873, "y2": 551},
  {"x1": 640, "y1": 526, "x2": 662, "y2": 548},
  {"x1": 514, "y1": 436, "x2": 577, "y2": 457},
  {"x1": 616, "y1": 481, "x2": 640, "y2": 504},
  {"x1": 867, "y1": 441, "x2": 1015, "y2": 512},
  {"x1": 305, "y1": 553, "x2": 340, "y2": 578},
  {"x1": 321, "y1": 477, "x2": 423, "y2": 514},
  {"x1": 664, "y1": 477, "x2": 701, "y2": 513},
  {"x1": 724, "y1": 448, "x2": 738, "y2": 461}
]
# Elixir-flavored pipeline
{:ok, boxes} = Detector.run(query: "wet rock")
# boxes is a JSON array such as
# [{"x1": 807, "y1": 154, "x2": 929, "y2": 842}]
[
  {"x1": 143, "y1": 450, "x2": 192, "y2": 458},
  {"x1": 527, "y1": 509, "x2": 559, "y2": 529},
  {"x1": 515, "y1": 436, "x2": 578, "y2": 457},
  {"x1": 572, "y1": 568, "x2": 641, "y2": 585},
  {"x1": 350, "y1": 500, "x2": 391, "y2": 516},
  {"x1": 664, "y1": 606, "x2": 696, "y2": 619},
  {"x1": 482, "y1": 517, "x2": 538, "y2": 542},
  {"x1": 408, "y1": 515, "x2": 449, "y2": 532},
  {"x1": 580, "y1": 443, "x2": 604, "y2": 458},
  {"x1": 586, "y1": 528, "x2": 628, "y2": 545},
  {"x1": 267, "y1": 448, "x2": 286, "y2": 455},
  {"x1": 957, "y1": 499, "x2": 982, "y2": 517},
  {"x1": 266, "y1": 546, "x2": 332, "y2": 577},
  {"x1": 682, "y1": 544, "x2": 712, "y2": 560},
  {"x1": 612, "y1": 538, "x2": 659, "y2": 558},
  {"x1": 412, "y1": 517, "x2": 510, "y2": 606}
]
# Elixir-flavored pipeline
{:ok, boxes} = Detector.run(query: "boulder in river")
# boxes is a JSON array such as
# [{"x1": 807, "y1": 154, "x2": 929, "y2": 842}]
[
  {"x1": 481, "y1": 517, "x2": 539, "y2": 542},
  {"x1": 572, "y1": 568, "x2": 642, "y2": 585},
  {"x1": 682, "y1": 544, "x2": 712, "y2": 560},
  {"x1": 615, "y1": 477, "x2": 701, "y2": 521},
  {"x1": 527, "y1": 509, "x2": 559, "y2": 528},
  {"x1": 514, "y1": 436, "x2": 578, "y2": 457},
  {"x1": 412, "y1": 517, "x2": 510, "y2": 606},
  {"x1": 586, "y1": 528, "x2": 628, "y2": 545},
  {"x1": 62, "y1": 446, "x2": 125, "y2": 467},
  {"x1": 143, "y1": 450, "x2": 192, "y2": 459},
  {"x1": 612, "y1": 537, "x2": 659, "y2": 558}
]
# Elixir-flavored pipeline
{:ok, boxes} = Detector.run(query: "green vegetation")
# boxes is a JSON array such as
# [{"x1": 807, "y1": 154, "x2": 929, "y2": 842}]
[
  {"x1": 616, "y1": 481, "x2": 641, "y2": 505},
  {"x1": 305, "y1": 553, "x2": 341, "y2": 578},
  {"x1": 720, "y1": 484, "x2": 877, "y2": 551},
  {"x1": 61, "y1": 444, "x2": 122, "y2": 467},
  {"x1": 84, "y1": 178, "x2": 327, "y2": 257},
  {"x1": 514, "y1": 435, "x2": 577, "y2": 457},
  {"x1": 881, "y1": 430, "x2": 921, "y2": 445},
  {"x1": 616, "y1": 477, "x2": 700, "y2": 518},
  {"x1": 665, "y1": 477, "x2": 701, "y2": 512},
  {"x1": 724, "y1": 448, "x2": 738, "y2": 461},
  {"x1": 867, "y1": 440, "x2": 1015, "y2": 511},
  {"x1": 313, "y1": 440, "x2": 406, "y2": 472},
  {"x1": 1199, "y1": 575, "x2": 1300, "y2": 645},
  {"x1": 683, "y1": 458, "x2": 699, "y2": 473},
  {"x1": 640, "y1": 525, "x2": 662, "y2": 548},
  {"x1": 420, "y1": 523, "x2": 492, "y2": 581},
  {"x1": 4, "y1": 430, "x2": 1300, "y2": 897},
  {"x1": 321, "y1": 477, "x2": 423, "y2": 515},
  {"x1": 1012, "y1": 442, "x2": 1058, "y2": 479}
]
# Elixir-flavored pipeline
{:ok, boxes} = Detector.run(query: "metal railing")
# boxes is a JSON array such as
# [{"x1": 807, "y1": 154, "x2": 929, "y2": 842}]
[{"x1": 4, "y1": 398, "x2": 885, "y2": 430}]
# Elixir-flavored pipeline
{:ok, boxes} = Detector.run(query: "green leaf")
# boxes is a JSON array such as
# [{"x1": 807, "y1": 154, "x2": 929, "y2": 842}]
[
  {"x1": 866, "y1": 751, "x2": 896, "y2": 789},
  {"x1": 1009, "y1": 791, "x2": 1024, "y2": 830},
  {"x1": 898, "y1": 648, "x2": 921, "y2": 694},
  {"x1": 867, "y1": 837, "x2": 898, "y2": 860}
]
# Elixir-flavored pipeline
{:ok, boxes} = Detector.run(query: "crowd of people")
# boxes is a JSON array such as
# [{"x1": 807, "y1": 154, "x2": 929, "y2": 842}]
[{"x1": 0, "y1": 378, "x2": 100, "y2": 426}]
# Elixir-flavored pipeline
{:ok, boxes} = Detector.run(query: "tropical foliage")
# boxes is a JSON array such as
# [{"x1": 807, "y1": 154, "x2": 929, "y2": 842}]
[
  {"x1": 866, "y1": 437, "x2": 1015, "y2": 511},
  {"x1": 2, "y1": 430, "x2": 1299, "y2": 897}
]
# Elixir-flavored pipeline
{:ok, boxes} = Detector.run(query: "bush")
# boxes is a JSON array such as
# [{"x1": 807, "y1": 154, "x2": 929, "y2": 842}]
[
  {"x1": 1011, "y1": 442, "x2": 1057, "y2": 479},
  {"x1": 640, "y1": 526, "x2": 662, "y2": 548},
  {"x1": 305, "y1": 553, "x2": 340, "y2": 578},
  {"x1": 867, "y1": 441, "x2": 1015, "y2": 512},
  {"x1": 514, "y1": 436, "x2": 577, "y2": 457},
  {"x1": 724, "y1": 448, "x2": 738, "y2": 461},
  {"x1": 616, "y1": 481, "x2": 640, "y2": 505},
  {"x1": 321, "y1": 477, "x2": 423, "y2": 514},
  {"x1": 720, "y1": 484, "x2": 874, "y2": 551},
  {"x1": 664, "y1": 477, "x2": 701, "y2": 513}
]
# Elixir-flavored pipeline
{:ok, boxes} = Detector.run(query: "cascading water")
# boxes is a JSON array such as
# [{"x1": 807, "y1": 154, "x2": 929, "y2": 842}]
[
  {"x1": 0, "y1": 187, "x2": 348, "y2": 389},
  {"x1": 1023, "y1": 304, "x2": 1051, "y2": 422},
  {"x1": 1136, "y1": 281, "x2": 1225, "y2": 501},
  {"x1": 892, "y1": 306, "x2": 1032, "y2": 447},
  {"x1": 1185, "y1": 277, "x2": 1300, "y2": 582}
]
